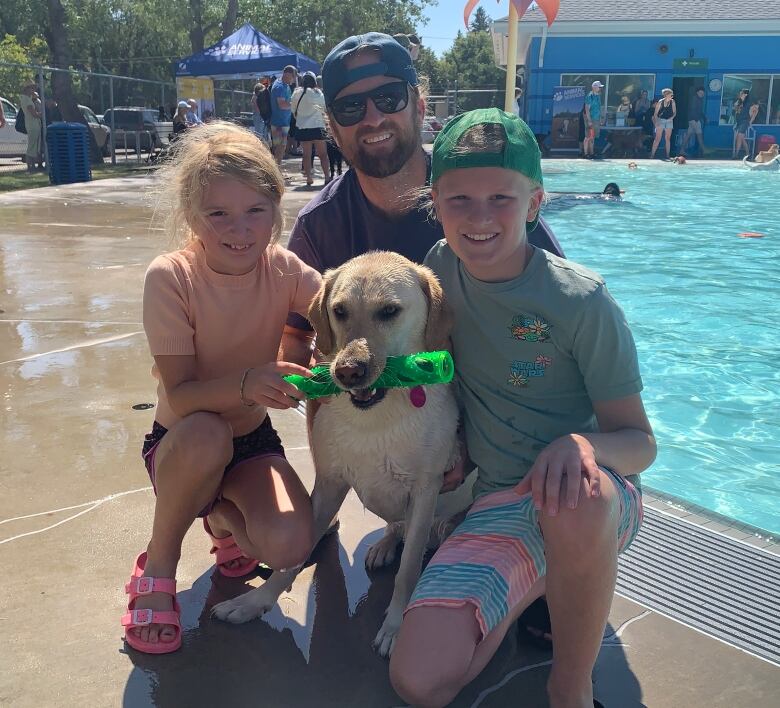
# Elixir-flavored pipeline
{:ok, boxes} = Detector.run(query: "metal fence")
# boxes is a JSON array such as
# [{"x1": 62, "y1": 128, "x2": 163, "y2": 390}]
[
  {"x1": 0, "y1": 62, "x2": 255, "y2": 174},
  {"x1": 0, "y1": 60, "x2": 510, "y2": 176}
]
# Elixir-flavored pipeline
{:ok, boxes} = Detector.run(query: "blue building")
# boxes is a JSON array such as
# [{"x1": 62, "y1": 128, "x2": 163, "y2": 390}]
[{"x1": 493, "y1": 0, "x2": 780, "y2": 154}]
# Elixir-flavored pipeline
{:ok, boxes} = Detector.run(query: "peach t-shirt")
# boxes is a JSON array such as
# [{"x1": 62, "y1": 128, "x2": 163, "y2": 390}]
[{"x1": 142, "y1": 241, "x2": 321, "y2": 435}]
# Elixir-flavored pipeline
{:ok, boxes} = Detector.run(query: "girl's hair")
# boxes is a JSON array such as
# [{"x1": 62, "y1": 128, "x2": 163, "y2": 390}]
[
  {"x1": 154, "y1": 121, "x2": 284, "y2": 248},
  {"x1": 301, "y1": 73, "x2": 317, "y2": 90}
]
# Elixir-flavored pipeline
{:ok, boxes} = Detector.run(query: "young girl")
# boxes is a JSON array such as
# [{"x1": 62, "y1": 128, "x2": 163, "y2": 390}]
[
  {"x1": 389, "y1": 109, "x2": 656, "y2": 708},
  {"x1": 122, "y1": 122, "x2": 320, "y2": 654}
]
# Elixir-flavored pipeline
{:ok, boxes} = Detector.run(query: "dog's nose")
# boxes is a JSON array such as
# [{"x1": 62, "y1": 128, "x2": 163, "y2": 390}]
[{"x1": 334, "y1": 362, "x2": 367, "y2": 387}]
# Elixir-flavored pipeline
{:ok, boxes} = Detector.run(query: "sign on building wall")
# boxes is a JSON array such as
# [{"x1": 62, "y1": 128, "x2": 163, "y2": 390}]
[
  {"x1": 673, "y1": 58, "x2": 709, "y2": 71},
  {"x1": 551, "y1": 85, "x2": 586, "y2": 151}
]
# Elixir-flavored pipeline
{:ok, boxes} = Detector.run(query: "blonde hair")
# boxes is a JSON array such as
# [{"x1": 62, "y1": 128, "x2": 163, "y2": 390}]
[{"x1": 154, "y1": 121, "x2": 284, "y2": 248}]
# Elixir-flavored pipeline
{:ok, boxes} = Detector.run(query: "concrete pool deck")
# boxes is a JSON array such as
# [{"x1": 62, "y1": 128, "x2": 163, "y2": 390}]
[{"x1": 1, "y1": 167, "x2": 778, "y2": 707}]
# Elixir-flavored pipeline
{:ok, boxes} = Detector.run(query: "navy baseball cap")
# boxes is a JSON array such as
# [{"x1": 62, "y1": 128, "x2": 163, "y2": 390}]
[{"x1": 322, "y1": 32, "x2": 418, "y2": 105}]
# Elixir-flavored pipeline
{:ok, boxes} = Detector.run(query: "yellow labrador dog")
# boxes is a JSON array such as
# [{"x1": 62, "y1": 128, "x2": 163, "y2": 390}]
[{"x1": 212, "y1": 252, "x2": 474, "y2": 656}]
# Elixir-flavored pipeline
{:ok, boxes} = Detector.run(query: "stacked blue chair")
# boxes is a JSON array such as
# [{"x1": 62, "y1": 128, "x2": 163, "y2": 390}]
[{"x1": 47, "y1": 122, "x2": 92, "y2": 185}]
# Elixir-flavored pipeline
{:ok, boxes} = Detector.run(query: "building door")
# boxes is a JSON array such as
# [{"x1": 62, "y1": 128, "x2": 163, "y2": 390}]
[{"x1": 672, "y1": 76, "x2": 705, "y2": 130}]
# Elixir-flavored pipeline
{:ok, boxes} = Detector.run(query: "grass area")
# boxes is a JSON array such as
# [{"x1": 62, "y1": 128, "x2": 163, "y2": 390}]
[{"x1": 0, "y1": 162, "x2": 152, "y2": 192}]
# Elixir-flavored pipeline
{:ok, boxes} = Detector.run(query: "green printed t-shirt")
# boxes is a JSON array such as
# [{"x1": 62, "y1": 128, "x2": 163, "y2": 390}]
[
  {"x1": 424, "y1": 241, "x2": 643, "y2": 499},
  {"x1": 585, "y1": 91, "x2": 602, "y2": 122}
]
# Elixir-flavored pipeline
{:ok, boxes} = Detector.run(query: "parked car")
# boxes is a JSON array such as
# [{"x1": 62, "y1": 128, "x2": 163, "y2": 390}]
[
  {"x1": 0, "y1": 96, "x2": 28, "y2": 157},
  {"x1": 101, "y1": 107, "x2": 172, "y2": 151},
  {"x1": 78, "y1": 105, "x2": 112, "y2": 156},
  {"x1": 1, "y1": 97, "x2": 113, "y2": 158}
]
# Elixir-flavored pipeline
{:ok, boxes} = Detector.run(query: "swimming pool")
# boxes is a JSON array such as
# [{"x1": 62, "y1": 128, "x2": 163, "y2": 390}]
[{"x1": 541, "y1": 160, "x2": 779, "y2": 536}]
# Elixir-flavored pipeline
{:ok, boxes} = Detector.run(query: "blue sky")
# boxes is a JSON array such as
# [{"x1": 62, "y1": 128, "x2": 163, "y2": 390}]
[{"x1": 418, "y1": 1, "x2": 494, "y2": 56}]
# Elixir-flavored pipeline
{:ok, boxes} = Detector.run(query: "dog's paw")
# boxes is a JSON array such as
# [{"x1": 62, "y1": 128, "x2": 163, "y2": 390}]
[
  {"x1": 211, "y1": 591, "x2": 274, "y2": 624},
  {"x1": 365, "y1": 535, "x2": 400, "y2": 570},
  {"x1": 373, "y1": 608, "x2": 403, "y2": 657}
]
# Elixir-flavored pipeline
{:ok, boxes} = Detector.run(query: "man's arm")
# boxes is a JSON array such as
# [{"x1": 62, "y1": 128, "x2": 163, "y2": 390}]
[{"x1": 279, "y1": 324, "x2": 316, "y2": 367}]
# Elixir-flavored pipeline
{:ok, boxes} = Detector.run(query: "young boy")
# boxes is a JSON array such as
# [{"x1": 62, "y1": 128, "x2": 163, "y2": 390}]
[{"x1": 389, "y1": 108, "x2": 657, "y2": 708}]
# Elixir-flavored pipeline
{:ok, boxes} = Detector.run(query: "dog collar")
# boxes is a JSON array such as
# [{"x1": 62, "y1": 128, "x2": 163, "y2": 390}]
[{"x1": 409, "y1": 385, "x2": 426, "y2": 408}]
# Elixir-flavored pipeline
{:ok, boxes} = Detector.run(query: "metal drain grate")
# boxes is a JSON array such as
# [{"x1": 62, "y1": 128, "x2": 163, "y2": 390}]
[{"x1": 616, "y1": 507, "x2": 780, "y2": 666}]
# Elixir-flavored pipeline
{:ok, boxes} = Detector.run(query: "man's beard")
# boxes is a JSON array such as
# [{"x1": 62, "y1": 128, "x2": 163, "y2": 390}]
[{"x1": 333, "y1": 110, "x2": 422, "y2": 178}]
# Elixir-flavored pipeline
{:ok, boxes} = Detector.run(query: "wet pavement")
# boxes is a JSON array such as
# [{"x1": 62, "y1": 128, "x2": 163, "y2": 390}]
[{"x1": 1, "y1": 166, "x2": 778, "y2": 707}]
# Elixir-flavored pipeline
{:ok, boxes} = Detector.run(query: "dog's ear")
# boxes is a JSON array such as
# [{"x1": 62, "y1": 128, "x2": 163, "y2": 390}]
[
  {"x1": 308, "y1": 269, "x2": 337, "y2": 356},
  {"x1": 416, "y1": 264, "x2": 453, "y2": 351}
]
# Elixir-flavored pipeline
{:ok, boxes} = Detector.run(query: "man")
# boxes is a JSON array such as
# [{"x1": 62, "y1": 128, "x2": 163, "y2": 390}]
[
  {"x1": 270, "y1": 65, "x2": 297, "y2": 165},
  {"x1": 282, "y1": 32, "x2": 563, "y2": 357},
  {"x1": 583, "y1": 80, "x2": 604, "y2": 158},
  {"x1": 280, "y1": 31, "x2": 565, "y2": 645},
  {"x1": 185, "y1": 98, "x2": 203, "y2": 126},
  {"x1": 682, "y1": 86, "x2": 706, "y2": 158}
]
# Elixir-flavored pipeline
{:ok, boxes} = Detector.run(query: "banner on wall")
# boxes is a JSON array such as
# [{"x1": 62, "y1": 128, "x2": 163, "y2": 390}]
[
  {"x1": 550, "y1": 85, "x2": 586, "y2": 151},
  {"x1": 176, "y1": 77, "x2": 215, "y2": 118}
]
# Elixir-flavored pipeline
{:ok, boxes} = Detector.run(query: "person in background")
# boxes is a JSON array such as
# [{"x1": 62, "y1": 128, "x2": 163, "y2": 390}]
[
  {"x1": 44, "y1": 97, "x2": 62, "y2": 124},
  {"x1": 0, "y1": 99, "x2": 5, "y2": 129},
  {"x1": 640, "y1": 98, "x2": 658, "y2": 153},
  {"x1": 392, "y1": 33, "x2": 422, "y2": 61},
  {"x1": 185, "y1": 99, "x2": 203, "y2": 126},
  {"x1": 681, "y1": 86, "x2": 706, "y2": 158},
  {"x1": 171, "y1": 101, "x2": 189, "y2": 141},
  {"x1": 317, "y1": 73, "x2": 345, "y2": 178},
  {"x1": 583, "y1": 80, "x2": 604, "y2": 158},
  {"x1": 650, "y1": 88, "x2": 676, "y2": 159},
  {"x1": 513, "y1": 87, "x2": 522, "y2": 117},
  {"x1": 732, "y1": 89, "x2": 758, "y2": 159},
  {"x1": 19, "y1": 83, "x2": 43, "y2": 172},
  {"x1": 158, "y1": 105, "x2": 168, "y2": 121},
  {"x1": 270, "y1": 65, "x2": 297, "y2": 166},
  {"x1": 291, "y1": 72, "x2": 330, "y2": 186},
  {"x1": 251, "y1": 80, "x2": 272, "y2": 145},
  {"x1": 616, "y1": 95, "x2": 633, "y2": 121},
  {"x1": 632, "y1": 90, "x2": 650, "y2": 125}
]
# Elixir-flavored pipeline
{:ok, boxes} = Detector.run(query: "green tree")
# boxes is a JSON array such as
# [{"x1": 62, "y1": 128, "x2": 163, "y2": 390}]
[
  {"x1": 441, "y1": 28, "x2": 505, "y2": 112},
  {"x1": 470, "y1": 6, "x2": 490, "y2": 32},
  {"x1": 415, "y1": 45, "x2": 445, "y2": 94},
  {"x1": 0, "y1": 34, "x2": 48, "y2": 100}
]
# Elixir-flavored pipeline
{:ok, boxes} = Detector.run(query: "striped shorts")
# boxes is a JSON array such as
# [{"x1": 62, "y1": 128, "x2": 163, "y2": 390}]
[{"x1": 406, "y1": 468, "x2": 643, "y2": 639}]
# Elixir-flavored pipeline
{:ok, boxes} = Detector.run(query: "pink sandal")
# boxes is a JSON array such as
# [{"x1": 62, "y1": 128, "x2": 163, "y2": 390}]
[
  {"x1": 203, "y1": 518, "x2": 259, "y2": 578},
  {"x1": 121, "y1": 552, "x2": 182, "y2": 654}
]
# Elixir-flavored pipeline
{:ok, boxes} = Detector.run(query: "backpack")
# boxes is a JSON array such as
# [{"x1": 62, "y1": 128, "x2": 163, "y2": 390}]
[
  {"x1": 254, "y1": 86, "x2": 272, "y2": 123},
  {"x1": 14, "y1": 108, "x2": 26, "y2": 134}
]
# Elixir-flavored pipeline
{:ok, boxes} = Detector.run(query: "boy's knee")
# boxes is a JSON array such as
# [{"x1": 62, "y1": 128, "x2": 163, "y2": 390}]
[
  {"x1": 389, "y1": 656, "x2": 462, "y2": 708},
  {"x1": 541, "y1": 482, "x2": 617, "y2": 549}
]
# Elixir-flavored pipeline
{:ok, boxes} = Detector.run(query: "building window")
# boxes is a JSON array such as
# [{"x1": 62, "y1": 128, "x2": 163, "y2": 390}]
[
  {"x1": 561, "y1": 74, "x2": 655, "y2": 125},
  {"x1": 770, "y1": 76, "x2": 780, "y2": 125},
  {"x1": 720, "y1": 75, "x2": 775, "y2": 125}
]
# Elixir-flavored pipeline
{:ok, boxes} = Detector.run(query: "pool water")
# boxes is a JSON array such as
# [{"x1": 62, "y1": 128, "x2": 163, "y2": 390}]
[{"x1": 541, "y1": 160, "x2": 779, "y2": 536}]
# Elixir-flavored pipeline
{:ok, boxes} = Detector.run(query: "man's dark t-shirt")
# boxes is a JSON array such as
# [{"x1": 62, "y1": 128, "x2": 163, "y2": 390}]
[
  {"x1": 687, "y1": 93, "x2": 705, "y2": 123},
  {"x1": 286, "y1": 155, "x2": 566, "y2": 330}
]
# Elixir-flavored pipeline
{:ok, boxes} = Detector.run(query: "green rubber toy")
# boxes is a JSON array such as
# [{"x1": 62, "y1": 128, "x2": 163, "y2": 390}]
[{"x1": 283, "y1": 350, "x2": 454, "y2": 399}]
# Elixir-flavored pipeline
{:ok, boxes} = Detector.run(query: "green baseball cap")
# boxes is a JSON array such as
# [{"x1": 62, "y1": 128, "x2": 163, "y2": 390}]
[{"x1": 431, "y1": 108, "x2": 543, "y2": 231}]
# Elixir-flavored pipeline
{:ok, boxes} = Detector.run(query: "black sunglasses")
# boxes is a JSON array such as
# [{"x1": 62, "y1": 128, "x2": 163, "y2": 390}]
[{"x1": 329, "y1": 81, "x2": 410, "y2": 127}]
